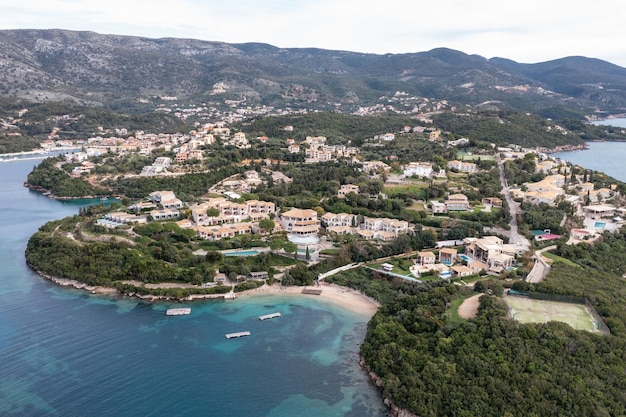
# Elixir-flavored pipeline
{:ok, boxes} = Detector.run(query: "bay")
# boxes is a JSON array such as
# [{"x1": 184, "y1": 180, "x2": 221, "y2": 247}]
[
  {"x1": 0, "y1": 159, "x2": 386, "y2": 417},
  {"x1": 591, "y1": 117, "x2": 626, "y2": 128},
  {"x1": 552, "y1": 141, "x2": 626, "y2": 183}
]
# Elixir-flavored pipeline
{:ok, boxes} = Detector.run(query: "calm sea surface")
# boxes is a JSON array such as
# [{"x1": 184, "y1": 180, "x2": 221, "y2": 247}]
[
  {"x1": 0, "y1": 159, "x2": 386, "y2": 417},
  {"x1": 551, "y1": 118, "x2": 626, "y2": 182}
]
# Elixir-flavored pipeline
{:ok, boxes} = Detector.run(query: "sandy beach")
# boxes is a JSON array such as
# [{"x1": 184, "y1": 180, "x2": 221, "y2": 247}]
[
  {"x1": 36, "y1": 270, "x2": 380, "y2": 317},
  {"x1": 232, "y1": 282, "x2": 380, "y2": 318}
]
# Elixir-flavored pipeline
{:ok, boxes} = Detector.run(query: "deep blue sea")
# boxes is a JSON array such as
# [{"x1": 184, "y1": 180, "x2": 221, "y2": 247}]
[
  {"x1": 0, "y1": 159, "x2": 387, "y2": 417},
  {"x1": 551, "y1": 118, "x2": 626, "y2": 182}
]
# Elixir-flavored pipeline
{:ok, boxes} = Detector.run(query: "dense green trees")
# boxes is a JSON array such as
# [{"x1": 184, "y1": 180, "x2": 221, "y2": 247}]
[
  {"x1": 434, "y1": 111, "x2": 587, "y2": 148},
  {"x1": 26, "y1": 156, "x2": 104, "y2": 197},
  {"x1": 335, "y1": 226, "x2": 626, "y2": 416},
  {"x1": 234, "y1": 112, "x2": 418, "y2": 146}
]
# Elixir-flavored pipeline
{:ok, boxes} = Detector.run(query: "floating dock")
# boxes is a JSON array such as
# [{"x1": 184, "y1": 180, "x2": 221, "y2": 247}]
[
  {"x1": 226, "y1": 331, "x2": 251, "y2": 339},
  {"x1": 166, "y1": 308, "x2": 191, "y2": 316},
  {"x1": 259, "y1": 312, "x2": 281, "y2": 320}
]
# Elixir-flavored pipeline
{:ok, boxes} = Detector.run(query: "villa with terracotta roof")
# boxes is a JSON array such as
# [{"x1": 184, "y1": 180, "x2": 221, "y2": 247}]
[
  {"x1": 361, "y1": 217, "x2": 410, "y2": 238},
  {"x1": 445, "y1": 194, "x2": 471, "y2": 211},
  {"x1": 451, "y1": 265, "x2": 473, "y2": 277},
  {"x1": 280, "y1": 208, "x2": 320, "y2": 238},
  {"x1": 416, "y1": 251, "x2": 436, "y2": 266},
  {"x1": 191, "y1": 198, "x2": 275, "y2": 226},
  {"x1": 438, "y1": 247, "x2": 457, "y2": 265},
  {"x1": 464, "y1": 236, "x2": 515, "y2": 272},
  {"x1": 321, "y1": 212, "x2": 356, "y2": 228}
]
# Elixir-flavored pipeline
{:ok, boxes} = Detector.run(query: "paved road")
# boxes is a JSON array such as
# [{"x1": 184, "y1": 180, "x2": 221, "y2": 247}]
[
  {"x1": 526, "y1": 245, "x2": 557, "y2": 283},
  {"x1": 495, "y1": 153, "x2": 531, "y2": 249}
]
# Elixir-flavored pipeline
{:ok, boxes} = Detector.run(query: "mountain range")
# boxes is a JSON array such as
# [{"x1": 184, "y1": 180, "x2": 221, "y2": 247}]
[{"x1": 1, "y1": 29, "x2": 626, "y2": 119}]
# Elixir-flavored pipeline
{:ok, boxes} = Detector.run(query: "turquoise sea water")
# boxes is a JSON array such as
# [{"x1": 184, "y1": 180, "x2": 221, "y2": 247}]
[{"x1": 0, "y1": 160, "x2": 386, "y2": 417}]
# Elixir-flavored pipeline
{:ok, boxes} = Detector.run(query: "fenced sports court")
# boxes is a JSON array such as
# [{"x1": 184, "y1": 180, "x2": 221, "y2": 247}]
[{"x1": 505, "y1": 294, "x2": 606, "y2": 334}]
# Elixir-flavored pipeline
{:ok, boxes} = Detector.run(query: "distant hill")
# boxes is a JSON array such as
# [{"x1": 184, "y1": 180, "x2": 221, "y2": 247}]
[{"x1": 1, "y1": 29, "x2": 626, "y2": 118}]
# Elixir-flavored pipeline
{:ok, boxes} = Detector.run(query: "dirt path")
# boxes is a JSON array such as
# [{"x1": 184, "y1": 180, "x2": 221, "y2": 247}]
[{"x1": 458, "y1": 293, "x2": 482, "y2": 319}]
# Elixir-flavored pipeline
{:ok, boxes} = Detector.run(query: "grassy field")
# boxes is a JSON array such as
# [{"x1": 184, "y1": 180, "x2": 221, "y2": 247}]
[
  {"x1": 457, "y1": 151, "x2": 495, "y2": 161},
  {"x1": 505, "y1": 295, "x2": 600, "y2": 333},
  {"x1": 383, "y1": 183, "x2": 427, "y2": 197}
]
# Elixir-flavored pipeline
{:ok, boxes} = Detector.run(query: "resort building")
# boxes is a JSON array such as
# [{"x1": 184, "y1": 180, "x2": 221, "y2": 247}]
[
  {"x1": 102, "y1": 212, "x2": 148, "y2": 226},
  {"x1": 361, "y1": 217, "x2": 410, "y2": 237},
  {"x1": 190, "y1": 198, "x2": 275, "y2": 225},
  {"x1": 280, "y1": 208, "x2": 321, "y2": 246},
  {"x1": 464, "y1": 236, "x2": 515, "y2": 272},
  {"x1": 195, "y1": 223, "x2": 253, "y2": 240},
  {"x1": 150, "y1": 208, "x2": 181, "y2": 221},
  {"x1": 149, "y1": 190, "x2": 184, "y2": 209},
  {"x1": 321, "y1": 212, "x2": 356, "y2": 228}
]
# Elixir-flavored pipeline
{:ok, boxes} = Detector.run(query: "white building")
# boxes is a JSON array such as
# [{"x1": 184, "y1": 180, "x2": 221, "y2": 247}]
[{"x1": 403, "y1": 162, "x2": 433, "y2": 178}]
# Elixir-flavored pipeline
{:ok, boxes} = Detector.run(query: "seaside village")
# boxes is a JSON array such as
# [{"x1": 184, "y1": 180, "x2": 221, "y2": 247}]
[{"x1": 60, "y1": 126, "x2": 626, "y2": 283}]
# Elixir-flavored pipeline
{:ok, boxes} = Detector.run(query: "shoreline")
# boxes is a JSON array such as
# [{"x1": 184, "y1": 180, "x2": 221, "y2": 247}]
[
  {"x1": 236, "y1": 282, "x2": 380, "y2": 317},
  {"x1": 35, "y1": 270, "x2": 380, "y2": 318}
]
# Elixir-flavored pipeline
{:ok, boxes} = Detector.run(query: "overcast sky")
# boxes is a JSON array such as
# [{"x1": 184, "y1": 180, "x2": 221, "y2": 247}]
[{"x1": 1, "y1": 0, "x2": 625, "y2": 67}]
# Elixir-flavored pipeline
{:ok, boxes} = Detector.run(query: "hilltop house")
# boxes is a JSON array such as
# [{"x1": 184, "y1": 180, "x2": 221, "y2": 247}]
[
  {"x1": 464, "y1": 236, "x2": 515, "y2": 272},
  {"x1": 403, "y1": 162, "x2": 433, "y2": 178},
  {"x1": 447, "y1": 160, "x2": 477, "y2": 173},
  {"x1": 445, "y1": 194, "x2": 471, "y2": 211},
  {"x1": 337, "y1": 184, "x2": 360, "y2": 198}
]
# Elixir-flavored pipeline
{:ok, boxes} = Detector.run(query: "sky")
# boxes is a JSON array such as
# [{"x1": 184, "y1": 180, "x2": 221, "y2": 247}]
[{"x1": 1, "y1": 0, "x2": 625, "y2": 67}]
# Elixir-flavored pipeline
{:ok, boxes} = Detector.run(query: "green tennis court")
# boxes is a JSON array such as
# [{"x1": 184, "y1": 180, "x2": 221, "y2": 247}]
[{"x1": 506, "y1": 296, "x2": 599, "y2": 332}]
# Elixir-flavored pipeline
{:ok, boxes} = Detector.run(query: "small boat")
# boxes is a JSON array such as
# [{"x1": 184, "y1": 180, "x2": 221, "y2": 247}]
[{"x1": 100, "y1": 196, "x2": 109, "y2": 201}]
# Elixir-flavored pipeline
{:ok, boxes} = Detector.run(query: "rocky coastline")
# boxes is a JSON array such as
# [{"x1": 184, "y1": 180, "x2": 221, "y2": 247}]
[{"x1": 360, "y1": 357, "x2": 419, "y2": 417}]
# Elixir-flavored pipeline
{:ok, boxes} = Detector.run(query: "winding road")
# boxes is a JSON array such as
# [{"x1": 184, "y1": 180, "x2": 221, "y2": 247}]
[{"x1": 495, "y1": 153, "x2": 531, "y2": 249}]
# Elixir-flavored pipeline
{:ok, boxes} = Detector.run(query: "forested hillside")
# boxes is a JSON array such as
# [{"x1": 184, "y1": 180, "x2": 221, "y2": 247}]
[{"x1": 330, "y1": 229, "x2": 626, "y2": 416}]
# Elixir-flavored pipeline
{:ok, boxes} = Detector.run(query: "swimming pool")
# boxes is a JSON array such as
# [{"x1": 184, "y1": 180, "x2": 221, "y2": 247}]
[
  {"x1": 594, "y1": 222, "x2": 606, "y2": 229},
  {"x1": 224, "y1": 250, "x2": 259, "y2": 257},
  {"x1": 458, "y1": 254, "x2": 472, "y2": 262}
]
